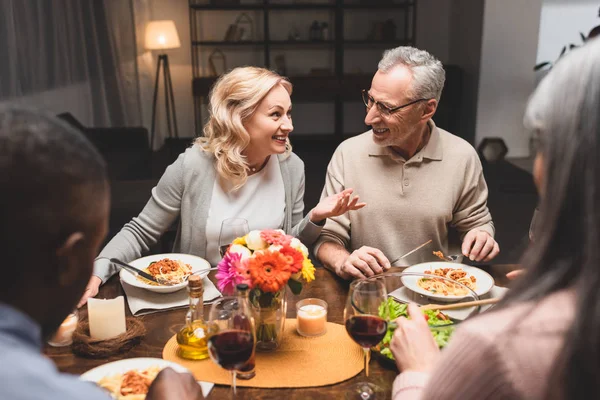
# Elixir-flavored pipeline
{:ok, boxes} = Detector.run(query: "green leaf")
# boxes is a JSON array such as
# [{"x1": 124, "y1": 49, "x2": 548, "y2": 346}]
[
  {"x1": 558, "y1": 46, "x2": 567, "y2": 58},
  {"x1": 534, "y1": 61, "x2": 551, "y2": 71},
  {"x1": 288, "y1": 279, "x2": 303, "y2": 295}
]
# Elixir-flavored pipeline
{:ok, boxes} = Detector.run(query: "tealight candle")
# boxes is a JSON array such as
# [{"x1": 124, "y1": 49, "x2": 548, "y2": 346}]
[
  {"x1": 47, "y1": 310, "x2": 78, "y2": 347},
  {"x1": 88, "y1": 296, "x2": 127, "y2": 340},
  {"x1": 296, "y1": 298, "x2": 328, "y2": 337}
]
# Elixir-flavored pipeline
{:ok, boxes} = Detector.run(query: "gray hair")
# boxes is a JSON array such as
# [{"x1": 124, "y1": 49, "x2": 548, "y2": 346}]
[
  {"x1": 501, "y1": 37, "x2": 600, "y2": 399},
  {"x1": 378, "y1": 46, "x2": 445, "y2": 101}
]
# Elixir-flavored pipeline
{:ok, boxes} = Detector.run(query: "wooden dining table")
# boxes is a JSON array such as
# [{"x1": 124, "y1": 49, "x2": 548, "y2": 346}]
[{"x1": 44, "y1": 264, "x2": 518, "y2": 399}]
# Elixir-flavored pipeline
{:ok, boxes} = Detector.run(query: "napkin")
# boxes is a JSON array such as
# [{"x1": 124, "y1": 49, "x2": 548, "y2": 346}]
[
  {"x1": 388, "y1": 285, "x2": 508, "y2": 321},
  {"x1": 121, "y1": 277, "x2": 222, "y2": 316},
  {"x1": 198, "y1": 382, "x2": 214, "y2": 398}
]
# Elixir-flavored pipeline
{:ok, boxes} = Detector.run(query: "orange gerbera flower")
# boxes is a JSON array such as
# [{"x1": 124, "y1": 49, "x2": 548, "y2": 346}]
[
  {"x1": 280, "y1": 245, "x2": 304, "y2": 274},
  {"x1": 248, "y1": 250, "x2": 291, "y2": 293},
  {"x1": 260, "y1": 230, "x2": 292, "y2": 247}
]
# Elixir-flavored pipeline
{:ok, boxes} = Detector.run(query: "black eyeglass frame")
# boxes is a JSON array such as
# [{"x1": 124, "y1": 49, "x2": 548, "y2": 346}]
[{"x1": 361, "y1": 89, "x2": 430, "y2": 116}]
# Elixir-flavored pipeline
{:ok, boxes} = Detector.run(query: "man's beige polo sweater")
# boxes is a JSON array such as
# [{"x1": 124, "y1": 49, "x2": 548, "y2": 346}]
[{"x1": 314, "y1": 121, "x2": 494, "y2": 265}]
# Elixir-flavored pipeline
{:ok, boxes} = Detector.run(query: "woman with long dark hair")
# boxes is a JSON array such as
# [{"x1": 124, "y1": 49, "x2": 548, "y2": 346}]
[{"x1": 389, "y1": 38, "x2": 600, "y2": 399}]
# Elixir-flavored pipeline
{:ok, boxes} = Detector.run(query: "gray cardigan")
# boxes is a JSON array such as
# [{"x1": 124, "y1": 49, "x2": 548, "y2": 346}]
[{"x1": 94, "y1": 145, "x2": 322, "y2": 283}]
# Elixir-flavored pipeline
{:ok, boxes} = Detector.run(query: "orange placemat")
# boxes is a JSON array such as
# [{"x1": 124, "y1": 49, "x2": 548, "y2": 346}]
[{"x1": 162, "y1": 319, "x2": 363, "y2": 388}]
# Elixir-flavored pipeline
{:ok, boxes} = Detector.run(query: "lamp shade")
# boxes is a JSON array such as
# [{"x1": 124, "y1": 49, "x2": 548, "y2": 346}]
[{"x1": 145, "y1": 20, "x2": 181, "y2": 50}]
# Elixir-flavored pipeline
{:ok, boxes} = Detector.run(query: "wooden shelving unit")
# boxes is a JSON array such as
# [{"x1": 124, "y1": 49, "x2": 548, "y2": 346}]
[{"x1": 189, "y1": 0, "x2": 417, "y2": 138}]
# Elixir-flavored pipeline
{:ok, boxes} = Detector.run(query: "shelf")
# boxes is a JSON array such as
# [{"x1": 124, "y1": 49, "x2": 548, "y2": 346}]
[
  {"x1": 192, "y1": 40, "x2": 405, "y2": 47},
  {"x1": 269, "y1": 40, "x2": 335, "y2": 46},
  {"x1": 343, "y1": 39, "x2": 410, "y2": 46},
  {"x1": 190, "y1": 1, "x2": 417, "y2": 137},
  {"x1": 193, "y1": 74, "x2": 373, "y2": 101},
  {"x1": 192, "y1": 40, "x2": 265, "y2": 46},
  {"x1": 190, "y1": 3, "x2": 336, "y2": 11},
  {"x1": 269, "y1": 3, "x2": 335, "y2": 10},
  {"x1": 342, "y1": 4, "x2": 411, "y2": 10},
  {"x1": 190, "y1": 4, "x2": 263, "y2": 11}
]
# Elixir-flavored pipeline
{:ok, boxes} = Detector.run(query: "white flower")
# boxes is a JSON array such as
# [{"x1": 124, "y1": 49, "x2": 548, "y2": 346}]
[
  {"x1": 245, "y1": 230, "x2": 267, "y2": 250},
  {"x1": 228, "y1": 244, "x2": 252, "y2": 260},
  {"x1": 268, "y1": 244, "x2": 283, "y2": 252},
  {"x1": 290, "y1": 237, "x2": 309, "y2": 257}
]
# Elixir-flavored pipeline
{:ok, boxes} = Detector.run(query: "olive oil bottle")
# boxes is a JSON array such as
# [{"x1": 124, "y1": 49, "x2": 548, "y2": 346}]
[{"x1": 176, "y1": 275, "x2": 209, "y2": 360}]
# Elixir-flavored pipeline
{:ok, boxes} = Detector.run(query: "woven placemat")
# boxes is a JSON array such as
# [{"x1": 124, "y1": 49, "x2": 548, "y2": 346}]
[{"x1": 162, "y1": 319, "x2": 363, "y2": 388}]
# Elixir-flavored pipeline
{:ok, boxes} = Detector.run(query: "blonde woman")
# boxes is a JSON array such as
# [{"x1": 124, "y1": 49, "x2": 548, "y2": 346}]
[{"x1": 80, "y1": 67, "x2": 365, "y2": 305}]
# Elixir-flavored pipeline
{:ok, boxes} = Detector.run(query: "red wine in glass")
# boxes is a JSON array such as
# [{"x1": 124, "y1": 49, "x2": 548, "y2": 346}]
[
  {"x1": 208, "y1": 330, "x2": 254, "y2": 370},
  {"x1": 345, "y1": 315, "x2": 387, "y2": 348}
]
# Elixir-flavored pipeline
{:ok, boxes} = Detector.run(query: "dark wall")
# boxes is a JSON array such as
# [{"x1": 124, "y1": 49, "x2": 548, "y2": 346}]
[{"x1": 449, "y1": 0, "x2": 486, "y2": 145}]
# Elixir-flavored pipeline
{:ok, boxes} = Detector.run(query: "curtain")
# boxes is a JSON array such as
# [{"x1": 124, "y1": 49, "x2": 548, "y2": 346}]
[{"x1": 0, "y1": 0, "x2": 143, "y2": 127}]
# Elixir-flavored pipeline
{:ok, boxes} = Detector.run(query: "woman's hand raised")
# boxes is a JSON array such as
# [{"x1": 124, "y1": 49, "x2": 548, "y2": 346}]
[{"x1": 309, "y1": 188, "x2": 366, "y2": 224}]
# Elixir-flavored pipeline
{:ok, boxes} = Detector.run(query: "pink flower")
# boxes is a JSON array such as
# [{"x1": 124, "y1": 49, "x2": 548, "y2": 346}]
[
  {"x1": 260, "y1": 229, "x2": 292, "y2": 247},
  {"x1": 216, "y1": 252, "x2": 242, "y2": 295},
  {"x1": 234, "y1": 258, "x2": 254, "y2": 288}
]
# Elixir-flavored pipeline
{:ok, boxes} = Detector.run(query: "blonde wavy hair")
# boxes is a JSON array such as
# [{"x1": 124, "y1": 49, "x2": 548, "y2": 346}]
[{"x1": 195, "y1": 66, "x2": 293, "y2": 190}]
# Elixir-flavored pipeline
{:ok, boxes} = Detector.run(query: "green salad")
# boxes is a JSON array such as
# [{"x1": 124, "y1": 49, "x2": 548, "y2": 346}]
[{"x1": 375, "y1": 298, "x2": 455, "y2": 361}]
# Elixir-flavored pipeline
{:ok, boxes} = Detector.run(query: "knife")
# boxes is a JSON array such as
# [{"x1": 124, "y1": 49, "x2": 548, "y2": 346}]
[{"x1": 110, "y1": 257, "x2": 160, "y2": 284}]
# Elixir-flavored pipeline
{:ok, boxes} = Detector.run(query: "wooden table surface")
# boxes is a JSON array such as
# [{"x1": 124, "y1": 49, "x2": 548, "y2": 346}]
[{"x1": 45, "y1": 265, "x2": 518, "y2": 399}]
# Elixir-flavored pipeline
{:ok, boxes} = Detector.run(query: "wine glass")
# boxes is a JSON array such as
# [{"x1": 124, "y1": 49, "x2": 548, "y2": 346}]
[
  {"x1": 344, "y1": 277, "x2": 388, "y2": 400},
  {"x1": 219, "y1": 218, "x2": 249, "y2": 257},
  {"x1": 207, "y1": 296, "x2": 255, "y2": 396}
]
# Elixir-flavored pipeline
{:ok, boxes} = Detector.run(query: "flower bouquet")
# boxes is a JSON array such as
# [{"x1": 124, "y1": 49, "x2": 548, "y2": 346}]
[{"x1": 216, "y1": 229, "x2": 315, "y2": 350}]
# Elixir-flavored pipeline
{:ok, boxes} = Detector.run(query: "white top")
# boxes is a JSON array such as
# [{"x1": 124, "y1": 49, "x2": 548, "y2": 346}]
[{"x1": 205, "y1": 155, "x2": 286, "y2": 265}]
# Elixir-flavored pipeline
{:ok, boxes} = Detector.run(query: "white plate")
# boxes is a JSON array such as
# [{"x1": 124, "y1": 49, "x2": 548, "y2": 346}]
[
  {"x1": 80, "y1": 357, "x2": 213, "y2": 398},
  {"x1": 119, "y1": 253, "x2": 211, "y2": 294},
  {"x1": 401, "y1": 262, "x2": 495, "y2": 301}
]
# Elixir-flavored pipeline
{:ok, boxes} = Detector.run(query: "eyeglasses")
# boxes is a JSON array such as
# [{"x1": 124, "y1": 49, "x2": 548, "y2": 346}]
[{"x1": 361, "y1": 90, "x2": 429, "y2": 117}]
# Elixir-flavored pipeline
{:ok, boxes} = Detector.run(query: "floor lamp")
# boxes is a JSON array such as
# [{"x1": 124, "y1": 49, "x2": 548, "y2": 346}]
[{"x1": 145, "y1": 20, "x2": 181, "y2": 149}]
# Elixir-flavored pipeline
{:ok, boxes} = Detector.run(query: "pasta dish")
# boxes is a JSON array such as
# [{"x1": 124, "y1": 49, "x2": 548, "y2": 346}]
[
  {"x1": 97, "y1": 366, "x2": 161, "y2": 399},
  {"x1": 418, "y1": 267, "x2": 477, "y2": 296},
  {"x1": 136, "y1": 258, "x2": 192, "y2": 286}
]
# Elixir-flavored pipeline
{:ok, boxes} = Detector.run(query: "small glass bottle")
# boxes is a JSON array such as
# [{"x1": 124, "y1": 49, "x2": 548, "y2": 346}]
[
  {"x1": 235, "y1": 283, "x2": 256, "y2": 380},
  {"x1": 176, "y1": 275, "x2": 209, "y2": 360}
]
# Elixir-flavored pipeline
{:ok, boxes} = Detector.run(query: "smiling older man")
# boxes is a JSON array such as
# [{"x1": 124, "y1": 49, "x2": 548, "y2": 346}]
[{"x1": 315, "y1": 46, "x2": 499, "y2": 280}]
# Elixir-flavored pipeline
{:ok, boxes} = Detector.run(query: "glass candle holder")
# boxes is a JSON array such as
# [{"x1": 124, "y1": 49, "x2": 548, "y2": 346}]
[
  {"x1": 296, "y1": 298, "x2": 328, "y2": 337},
  {"x1": 47, "y1": 310, "x2": 78, "y2": 347}
]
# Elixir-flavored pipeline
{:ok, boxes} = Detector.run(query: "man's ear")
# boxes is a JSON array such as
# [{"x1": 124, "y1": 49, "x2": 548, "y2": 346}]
[
  {"x1": 421, "y1": 99, "x2": 438, "y2": 122},
  {"x1": 55, "y1": 232, "x2": 86, "y2": 287}
]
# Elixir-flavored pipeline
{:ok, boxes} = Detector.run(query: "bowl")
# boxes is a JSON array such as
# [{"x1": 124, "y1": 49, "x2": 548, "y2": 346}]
[{"x1": 365, "y1": 272, "x2": 480, "y2": 370}]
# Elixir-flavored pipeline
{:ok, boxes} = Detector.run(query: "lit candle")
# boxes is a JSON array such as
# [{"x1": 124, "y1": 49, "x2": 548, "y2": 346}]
[
  {"x1": 47, "y1": 311, "x2": 78, "y2": 347},
  {"x1": 296, "y1": 298, "x2": 328, "y2": 337},
  {"x1": 88, "y1": 296, "x2": 127, "y2": 340}
]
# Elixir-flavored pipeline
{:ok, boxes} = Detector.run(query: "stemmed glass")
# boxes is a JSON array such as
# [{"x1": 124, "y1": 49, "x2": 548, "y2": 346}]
[
  {"x1": 344, "y1": 277, "x2": 388, "y2": 400},
  {"x1": 219, "y1": 218, "x2": 249, "y2": 257},
  {"x1": 207, "y1": 296, "x2": 256, "y2": 396}
]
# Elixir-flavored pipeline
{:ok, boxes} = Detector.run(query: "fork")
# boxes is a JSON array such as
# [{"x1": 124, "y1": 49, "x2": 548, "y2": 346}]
[{"x1": 433, "y1": 251, "x2": 461, "y2": 262}]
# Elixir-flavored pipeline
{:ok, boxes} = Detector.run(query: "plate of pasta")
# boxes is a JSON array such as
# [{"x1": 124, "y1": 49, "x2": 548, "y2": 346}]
[
  {"x1": 120, "y1": 253, "x2": 211, "y2": 294},
  {"x1": 81, "y1": 358, "x2": 190, "y2": 399},
  {"x1": 401, "y1": 262, "x2": 494, "y2": 301}
]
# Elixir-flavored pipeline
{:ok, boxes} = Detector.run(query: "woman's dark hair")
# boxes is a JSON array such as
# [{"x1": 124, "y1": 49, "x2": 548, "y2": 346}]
[{"x1": 501, "y1": 37, "x2": 600, "y2": 398}]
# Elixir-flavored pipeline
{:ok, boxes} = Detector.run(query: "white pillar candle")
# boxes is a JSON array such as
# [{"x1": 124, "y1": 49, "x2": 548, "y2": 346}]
[{"x1": 88, "y1": 296, "x2": 127, "y2": 340}]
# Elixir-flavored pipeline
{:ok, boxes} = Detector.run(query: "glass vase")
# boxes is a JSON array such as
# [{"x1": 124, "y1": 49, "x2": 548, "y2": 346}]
[{"x1": 250, "y1": 287, "x2": 287, "y2": 351}]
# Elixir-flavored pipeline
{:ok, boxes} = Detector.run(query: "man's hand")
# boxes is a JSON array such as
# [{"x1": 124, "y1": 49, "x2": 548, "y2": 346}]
[
  {"x1": 146, "y1": 368, "x2": 204, "y2": 400},
  {"x1": 461, "y1": 229, "x2": 499, "y2": 262},
  {"x1": 77, "y1": 275, "x2": 102, "y2": 308},
  {"x1": 335, "y1": 246, "x2": 390, "y2": 279},
  {"x1": 310, "y1": 188, "x2": 366, "y2": 223},
  {"x1": 506, "y1": 269, "x2": 524, "y2": 280},
  {"x1": 390, "y1": 303, "x2": 440, "y2": 373}
]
